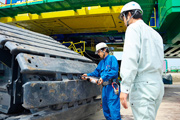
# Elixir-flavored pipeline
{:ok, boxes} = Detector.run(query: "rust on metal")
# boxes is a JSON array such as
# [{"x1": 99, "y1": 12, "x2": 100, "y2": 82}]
[
  {"x1": 49, "y1": 89, "x2": 55, "y2": 93},
  {"x1": 30, "y1": 83, "x2": 36, "y2": 87}
]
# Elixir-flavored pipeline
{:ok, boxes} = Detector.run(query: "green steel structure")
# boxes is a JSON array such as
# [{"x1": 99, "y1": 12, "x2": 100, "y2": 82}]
[{"x1": 159, "y1": 0, "x2": 180, "y2": 58}]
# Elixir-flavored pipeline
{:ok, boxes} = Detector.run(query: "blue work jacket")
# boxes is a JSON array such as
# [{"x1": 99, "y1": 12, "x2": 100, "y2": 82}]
[{"x1": 87, "y1": 55, "x2": 119, "y2": 82}]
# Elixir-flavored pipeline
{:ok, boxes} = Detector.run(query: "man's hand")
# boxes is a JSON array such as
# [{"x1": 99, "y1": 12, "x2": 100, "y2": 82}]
[
  {"x1": 81, "y1": 74, "x2": 87, "y2": 80},
  {"x1": 97, "y1": 78, "x2": 103, "y2": 85},
  {"x1": 120, "y1": 92, "x2": 128, "y2": 109}
]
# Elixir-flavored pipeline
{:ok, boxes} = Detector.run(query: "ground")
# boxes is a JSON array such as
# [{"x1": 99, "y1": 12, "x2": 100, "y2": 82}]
[{"x1": 83, "y1": 73, "x2": 180, "y2": 120}]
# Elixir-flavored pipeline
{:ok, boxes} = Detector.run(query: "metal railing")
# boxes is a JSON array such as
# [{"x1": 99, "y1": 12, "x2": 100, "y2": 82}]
[
  {"x1": 0, "y1": 0, "x2": 43, "y2": 7},
  {"x1": 62, "y1": 41, "x2": 85, "y2": 56},
  {"x1": 149, "y1": 7, "x2": 157, "y2": 28}
]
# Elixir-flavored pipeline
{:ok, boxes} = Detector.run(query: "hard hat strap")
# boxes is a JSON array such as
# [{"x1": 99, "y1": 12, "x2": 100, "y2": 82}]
[
  {"x1": 101, "y1": 50, "x2": 105, "y2": 59},
  {"x1": 101, "y1": 47, "x2": 108, "y2": 59},
  {"x1": 126, "y1": 10, "x2": 138, "y2": 26}
]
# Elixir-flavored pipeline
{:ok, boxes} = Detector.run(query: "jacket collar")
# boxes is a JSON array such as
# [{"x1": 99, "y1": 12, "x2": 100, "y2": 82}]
[{"x1": 104, "y1": 54, "x2": 109, "y2": 61}]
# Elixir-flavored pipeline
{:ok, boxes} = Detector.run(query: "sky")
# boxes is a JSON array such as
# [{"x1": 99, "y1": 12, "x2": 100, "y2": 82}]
[
  {"x1": 113, "y1": 51, "x2": 180, "y2": 70},
  {"x1": 0, "y1": 0, "x2": 5, "y2": 4},
  {"x1": 165, "y1": 58, "x2": 180, "y2": 70}
]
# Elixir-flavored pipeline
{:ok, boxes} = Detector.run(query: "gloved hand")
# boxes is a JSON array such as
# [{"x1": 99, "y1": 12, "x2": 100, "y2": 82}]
[
  {"x1": 81, "y1": 74, "x2": 87, "y2": 80},
  {"x1": 81, "y1": 75, "x2": 99, "y2": 84},
  {"x1": 97, "y1": 78, "x2": 103, "y2": 85}
]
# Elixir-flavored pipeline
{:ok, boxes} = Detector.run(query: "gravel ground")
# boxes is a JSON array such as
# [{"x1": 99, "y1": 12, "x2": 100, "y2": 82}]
[{"x1": 83, "y1": 75, "x2": 180, "y2": 120}]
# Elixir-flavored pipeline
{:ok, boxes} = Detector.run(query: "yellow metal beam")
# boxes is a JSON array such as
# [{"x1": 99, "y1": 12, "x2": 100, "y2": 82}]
[
  {"x1": 0, "y1": 5, "x2": 126, "y2": 35},
  {"x1": 0, "y1": 6, "x2": 122, "y2": 22}
]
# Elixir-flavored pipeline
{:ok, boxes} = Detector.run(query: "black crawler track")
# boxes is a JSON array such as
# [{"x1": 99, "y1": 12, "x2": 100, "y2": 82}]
[{"x1": 0, "y1": 22, "x2": 101, "y2": 120}]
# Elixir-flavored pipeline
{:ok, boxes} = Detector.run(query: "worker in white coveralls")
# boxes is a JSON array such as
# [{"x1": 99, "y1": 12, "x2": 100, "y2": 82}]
[
  {"x1": 119, "y1": 1, "x2": 164, "y2": 120},
  {"x1": 82, "y1": 42, "x2": 121, "y2": 120}
]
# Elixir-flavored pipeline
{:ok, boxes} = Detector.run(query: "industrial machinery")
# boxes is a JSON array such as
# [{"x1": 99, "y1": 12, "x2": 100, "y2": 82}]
[
  {"x1": 0, "y1": 22, "x2": 101, "y2": 120},
  {"x1": 0, "y1": 0, "x2": 179, "y2": 119}
]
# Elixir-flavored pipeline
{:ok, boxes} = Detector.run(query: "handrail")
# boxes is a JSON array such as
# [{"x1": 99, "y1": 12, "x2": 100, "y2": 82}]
[
  {"x1": 0, "y1": 0, "x2": 43, "y2": 7},
  {"x1": 62, "y1": 41, "x2": 85, "y2": 56},
  {"x1": 149, "y1": 7, "x2": 156, "y2": 28}
]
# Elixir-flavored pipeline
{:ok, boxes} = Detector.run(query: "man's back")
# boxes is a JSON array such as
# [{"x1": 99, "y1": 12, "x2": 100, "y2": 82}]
[
  {"x1": 121, "y1": 20, "x2": 164, "y2": 82},
  {"x1": 132, "y1": 20, "x2": 164, "y2": 75}
]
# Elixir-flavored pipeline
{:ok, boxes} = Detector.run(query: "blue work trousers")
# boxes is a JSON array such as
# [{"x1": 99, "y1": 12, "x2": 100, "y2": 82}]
[{"x1": 102, "y1": 84, "x2": 121, "y2": 120}]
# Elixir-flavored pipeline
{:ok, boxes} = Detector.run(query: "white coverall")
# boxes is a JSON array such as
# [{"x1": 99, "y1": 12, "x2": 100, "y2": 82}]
[{"x1": 120, "y1": 20, "x2": 164, "y2": 120}]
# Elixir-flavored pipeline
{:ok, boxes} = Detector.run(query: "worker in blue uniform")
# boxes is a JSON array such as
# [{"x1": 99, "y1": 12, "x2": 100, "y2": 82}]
[{"x1": 82, "y1": 42, "x2": 121, "y2": 120}]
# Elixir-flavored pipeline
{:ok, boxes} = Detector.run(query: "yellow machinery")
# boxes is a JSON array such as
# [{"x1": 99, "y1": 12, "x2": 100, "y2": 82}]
[{"x1": 0, "y1": 6, "x2": 125, "y2": 35}]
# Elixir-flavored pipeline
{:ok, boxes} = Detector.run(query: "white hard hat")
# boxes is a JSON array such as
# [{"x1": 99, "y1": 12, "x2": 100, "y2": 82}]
[
  {"x1": 119, "y1": 1, "x2": 143, "y2": 20},
  {"x1": 95, "y1": 42, "x2": 108, "y2": 54}
]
